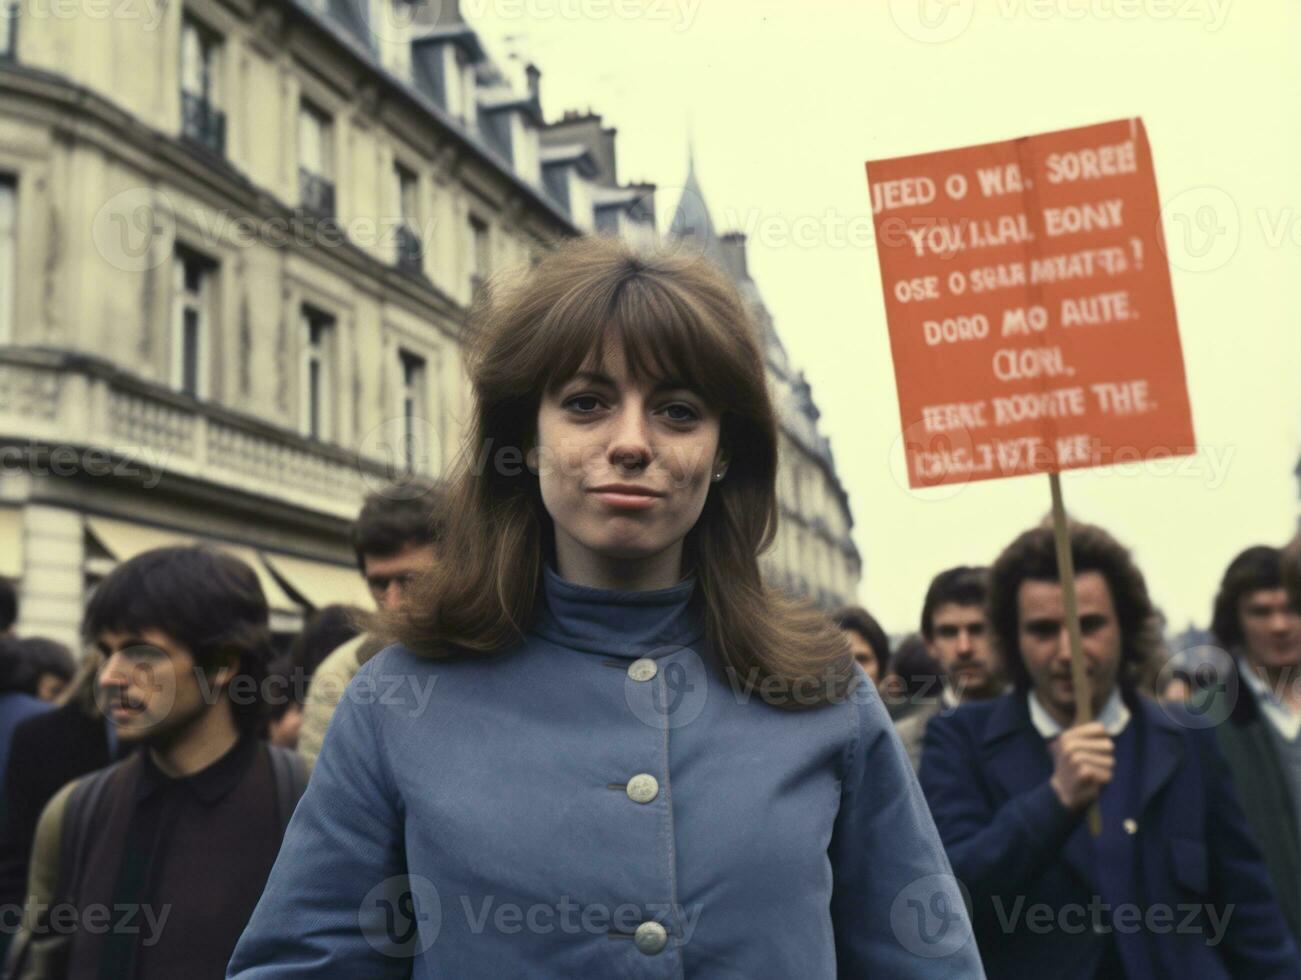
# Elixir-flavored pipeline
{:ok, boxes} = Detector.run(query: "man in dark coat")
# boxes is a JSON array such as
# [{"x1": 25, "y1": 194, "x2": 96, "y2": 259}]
[
  {"x1": 0, "y1": 655, "x2": 116, "y2": 964},
  {"x1": 921, "y1": 521, "x2": 1299, "y2": 979},
  {"x1": 1194, "y1": 545, "x2": 1301, "y2": 942}
]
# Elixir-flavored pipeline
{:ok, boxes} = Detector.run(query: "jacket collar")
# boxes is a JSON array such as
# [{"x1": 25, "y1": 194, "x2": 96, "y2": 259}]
[
  {"x1": 981, "y1": 690, "x2": 1185, "y2": 877},
  {"x1": 137, "y1": 731, "x2": 259, "y2": 805},
  {"x1": 532, "y1": 563, "x2": 705, "y2": 658}
]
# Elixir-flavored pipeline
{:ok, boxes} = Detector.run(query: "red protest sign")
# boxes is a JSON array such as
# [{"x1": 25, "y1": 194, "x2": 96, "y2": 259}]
[{"x1": 866, "y1": 118, "x2": 1195, "y2": 489}]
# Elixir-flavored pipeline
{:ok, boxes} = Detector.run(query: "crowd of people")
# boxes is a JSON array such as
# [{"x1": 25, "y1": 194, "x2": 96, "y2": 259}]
[
  {"x1": 836, "y1": 528, "x2": 1301, "y2": 977},
  {"x1": 0, "y1": 237, "x2": 1296, "y2": 977}
]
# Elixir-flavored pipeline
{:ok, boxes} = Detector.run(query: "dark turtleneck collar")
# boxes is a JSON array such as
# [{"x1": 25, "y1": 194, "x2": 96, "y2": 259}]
[{"x1": 532, "y1": 563, "x2": 705, "y2": 658}]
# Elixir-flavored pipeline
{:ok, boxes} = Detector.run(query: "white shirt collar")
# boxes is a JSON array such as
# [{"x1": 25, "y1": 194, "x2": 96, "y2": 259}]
[
  {"x1": 940, "y1": 683, "x2": 960, "y2": 710},
  {"x1": 1028, "y1": 687, "x2": 1130, "y2": 739},
  {"x1": 1240, "y1": 664, "x2": 1301, "y2": 742}
]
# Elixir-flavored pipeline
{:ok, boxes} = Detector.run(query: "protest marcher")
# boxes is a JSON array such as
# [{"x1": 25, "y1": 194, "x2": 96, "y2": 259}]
[
  {"x1": 882, "y1": 633, "x2": 942, "y2": 721},
  {"x1": 289, "y1": 603, "x2": 363, "y2": 681},
  {"x1": 1195, "y1": 545, "x2": 1301, "y2": 941},
  {"x1": 5, "y1": 546, "x2": 307, "y2": 980},
  {"x1": 263, "y1": 655, "x2": 303, "y2": 749},
  {"x1": 0, "y1": 653, "x2": 117, "y2": 965},
  {"x1": 17, "y1": 638, "x2": 76, "y2": 703},
  {"x1": 0, "y1": 580, "x2": 16, "y2": 640},
  {"x1": 1285, "y1": 531, "x2": 1301, "y2": 612},
  {"x1": 228, "y1": 237, "x2": 978, "y2": 976},
  {"x1": 920, "y1": 521, "x2": 1299, "y2": 979},
  {"x1": 296, "y1": 481, "x2": 441, "y2": 769},
  {"x1": 833, "y1": 605, "x2": 889, "y2": 692},
  {"x1": 895, "y1": 566, "x2": 1006, "y2": 769},
  {"x1": 0, "y1": 644, "x2": 50, "y2": 807}
]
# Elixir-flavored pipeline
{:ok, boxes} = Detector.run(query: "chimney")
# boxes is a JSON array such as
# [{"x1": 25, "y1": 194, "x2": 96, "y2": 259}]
[
  {"x1": 720, "y1": 232, "x2": 749, "y2": 281},
  {"x1": 438, "y1": 0, "x2": 463, "y2": 25},
  {"x1": 525, "y1": 63, "x2": 540, "y2": 101}
]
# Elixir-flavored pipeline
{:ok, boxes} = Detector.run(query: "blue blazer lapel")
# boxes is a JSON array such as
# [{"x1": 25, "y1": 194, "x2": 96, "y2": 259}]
[
  {"x1": 979, "y1": 692, "x2": 1093, "y2": 888},
  {"x1": 1135, "y1": 696, "x2": 1184, "y2": 817},
  {"x1": 979, "y1": 693, "x2": 1052, "y2": 800}
]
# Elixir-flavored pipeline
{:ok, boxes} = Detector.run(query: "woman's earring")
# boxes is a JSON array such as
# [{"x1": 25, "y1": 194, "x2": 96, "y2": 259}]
[{"x1": 712, "y1": 471, "x2": 724, "y2": 483}]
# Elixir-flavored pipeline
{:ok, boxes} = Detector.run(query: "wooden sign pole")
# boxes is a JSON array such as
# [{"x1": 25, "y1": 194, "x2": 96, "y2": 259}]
[{"x1": 1048, "y1": 472, "x2": 1102, "y2": 836}]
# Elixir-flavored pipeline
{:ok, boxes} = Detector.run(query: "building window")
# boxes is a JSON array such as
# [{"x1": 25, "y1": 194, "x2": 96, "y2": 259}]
[
  {"x1": 300, "y1": 306, "x2": 334, "y2": 441},
  {"x1": 399, "y1": 349, "x2": 427, "y2": 473},
  {"x1": 393, "y1": 163, "x2": 422, "y2": 274},
  {"x1": 180, "y1": 17, "x2": 225, "y2": 156},
  {"x1": 173, "y1": 249, "x2": 215, "y2": 398},
  {"x1": 0, "y1": 177, "x2": 13, "y2": 344},
  {"x1": 0, "y1": 0, "x2": 18, "y2": 59},
  {"x1": 298, "y1": 101, "x2": 335, "y2": 219},
  {"x1": 468, "y1": 215, "x2": 489, "y2": 297}
]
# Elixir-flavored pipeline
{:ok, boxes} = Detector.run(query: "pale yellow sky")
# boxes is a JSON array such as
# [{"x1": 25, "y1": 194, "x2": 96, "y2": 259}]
[{"x1": 468, "y1": 0, "x2": 1300, "y2": 635}]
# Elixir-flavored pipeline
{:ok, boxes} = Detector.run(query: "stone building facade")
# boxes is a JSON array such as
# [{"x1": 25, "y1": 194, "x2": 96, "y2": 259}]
[{"x1": 0, "y1": 0, "x2": 857, "y2": 647}]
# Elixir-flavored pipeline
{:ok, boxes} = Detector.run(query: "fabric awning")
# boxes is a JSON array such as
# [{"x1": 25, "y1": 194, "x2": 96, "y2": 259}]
[
  {"x1": 0, "y1": 508, "x2": 22, "y2": 579},
  {"x1": 85, "y1": 517, "x2": 299, "y2": 615},
  {"x1": 260, "y1": 552, "x2": 372, "y2": 610}
]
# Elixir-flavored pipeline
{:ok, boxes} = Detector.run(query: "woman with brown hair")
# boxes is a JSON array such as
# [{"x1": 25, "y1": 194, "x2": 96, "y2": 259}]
[{"x1": 230, "y1": 237, "x2": 977, "y2": 977}]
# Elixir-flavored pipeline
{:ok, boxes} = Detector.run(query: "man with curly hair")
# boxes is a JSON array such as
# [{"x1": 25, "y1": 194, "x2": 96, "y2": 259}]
[{"x1": 920, "y1": 519, "x2": 1298, "y2": 979}]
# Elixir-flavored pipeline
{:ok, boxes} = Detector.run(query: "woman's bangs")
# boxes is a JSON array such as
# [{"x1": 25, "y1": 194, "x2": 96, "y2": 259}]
[{"x1": 542, "y1": 273, "x2": 737, "y2": 409}]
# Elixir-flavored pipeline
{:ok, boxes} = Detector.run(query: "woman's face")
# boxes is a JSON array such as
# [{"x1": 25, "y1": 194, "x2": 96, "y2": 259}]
[{"x1": 534, "y1": 340, "x2": 726, "y2": 579}]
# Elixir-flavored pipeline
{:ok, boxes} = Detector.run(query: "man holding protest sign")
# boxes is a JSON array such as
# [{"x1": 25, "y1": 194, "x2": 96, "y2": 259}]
[
  {"x1": 919, "y1": 521, "x2": 1298, "y2": 978},
  {"x1": 866, "y1": 117, "x2": 1299, "y2": 976}
]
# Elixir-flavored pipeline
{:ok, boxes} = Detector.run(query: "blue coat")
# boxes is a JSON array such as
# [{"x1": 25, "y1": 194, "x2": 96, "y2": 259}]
[
  {"x1": 919, "y1": 690, "x2": 1300, "y2": 979},
  {"x1": 229, "y1": 567, "x2": 983, "y2": 977}
]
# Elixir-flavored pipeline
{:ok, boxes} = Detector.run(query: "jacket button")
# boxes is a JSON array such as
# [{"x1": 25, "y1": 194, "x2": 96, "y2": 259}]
[
  {"x1": 628, "y1": 658, "x2": 657, "y2": 682},
  {"x1": 634, "y1": 920, "x2": 668, "y2": 955},
  {"x1": 1122, "y1": 818, "x2": 1138, "y2": 835},
  {"x1": 626, "y1": 774, "x2": 659, "y2": 804}
]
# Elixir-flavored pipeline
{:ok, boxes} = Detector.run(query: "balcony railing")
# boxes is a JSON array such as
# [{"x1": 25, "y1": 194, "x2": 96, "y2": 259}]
[
  {"x1": 180, "y1": 91, "x2": 226, "y2": 157},
  {"x1": 395, "y1": 224, "x2": 423, "y2": 275},
  {"x1": 1, "y1": 4, "x2": 18, "y2": 59},
  {"x1": 299, "y1": 168, "x2": 336, "y2": 220},
  {"x1": 0, "y1": 349, "x2": 397, "y2": 521}
]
